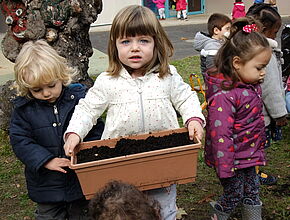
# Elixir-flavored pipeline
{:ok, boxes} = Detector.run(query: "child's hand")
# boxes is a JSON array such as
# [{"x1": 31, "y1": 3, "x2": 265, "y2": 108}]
[
  {"x1": 44, "y1": 158, "x2": 70, "y2": 173},
  {"x1": 187, "y1": 120, "x2": 204, "y2": 141},
  {"x1": 64, "y1": 133, "x2": 81, "y2": 156},
  {"x1": 276, "y1": 115, "x2": 288, "y2": 127}
]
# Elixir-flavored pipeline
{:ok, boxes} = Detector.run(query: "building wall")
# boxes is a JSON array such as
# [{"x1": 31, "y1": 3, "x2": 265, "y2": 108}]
[
  {"x1": 94, "y1": 0, "x2": 141, "y2": 25},
  {"x1": 205, "y1": 0, "x2": 290, "y2": 16}
]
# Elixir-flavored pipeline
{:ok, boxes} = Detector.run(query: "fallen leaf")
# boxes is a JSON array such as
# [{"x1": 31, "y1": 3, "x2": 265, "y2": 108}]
[
  {"x1": 176, "y1": 207, "x2": 187, "y2": 219},
  {"x1": 197, "y1": 193, "x2": 216, "y2": 204},
  {"x1": 180, "y1": 37, "x2": 188, "y2": 40}
]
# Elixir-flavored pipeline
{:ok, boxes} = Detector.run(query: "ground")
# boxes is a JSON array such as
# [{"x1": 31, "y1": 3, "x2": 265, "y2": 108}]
[{"x1": 0, "y1": 56, "x2": 289, "y2": 219}]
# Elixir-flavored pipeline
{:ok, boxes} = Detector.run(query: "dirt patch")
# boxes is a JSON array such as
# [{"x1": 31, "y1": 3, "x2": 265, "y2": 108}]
[{"x1": 77, "y1": 132, "x2": 195, "y2": 163}]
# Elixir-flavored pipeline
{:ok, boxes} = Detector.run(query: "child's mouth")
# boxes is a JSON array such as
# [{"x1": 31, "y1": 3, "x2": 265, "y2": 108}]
[{"x1": 129, "y1": 56, "x2": 141, "y2": 60}]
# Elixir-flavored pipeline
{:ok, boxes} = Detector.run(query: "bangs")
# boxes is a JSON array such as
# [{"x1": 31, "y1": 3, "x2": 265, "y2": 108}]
[
  {"x1": 21, "y1": 59, "x2": 65, "y2": 89},
  {"x1": 113, "y1": 6, "x2": 158, "y2": 39}
]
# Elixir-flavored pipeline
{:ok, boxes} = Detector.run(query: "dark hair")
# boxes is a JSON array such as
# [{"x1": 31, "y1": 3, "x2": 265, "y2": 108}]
[
  {"x1": 246, "y1": 3, "x2": 281, "y2": 34},
  {"x1": 214, "y1": 17, "x2": 270, "y2": 90},
  {"x1": 207, "y1": 13, "x2": 231, "y2": 36},
  {"x1": 89, "y1": 181, "x2": 161, "y2": 220}
]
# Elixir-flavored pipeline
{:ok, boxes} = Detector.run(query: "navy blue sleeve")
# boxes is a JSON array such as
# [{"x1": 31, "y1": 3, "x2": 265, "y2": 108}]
[{"x1": 9, "y1": 109, "x2": 55, "y2": 173}]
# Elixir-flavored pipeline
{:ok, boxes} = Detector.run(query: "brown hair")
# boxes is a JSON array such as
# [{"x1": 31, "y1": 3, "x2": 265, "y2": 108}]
[
  {"x1": 246, "y1": 3, "x2": 281, "y2": 35},
  {"x1": 207, "y1": 13, "x2": 232, "y2": 36},
  {"x1": 89, "y1": 180, "x2": 161, "y2": 220},
  {"x1": 107, "y1": 5, "x2": 173, "y2": 78},
  {"x1": 214, "y1": 17, "x2": 270, "y2": 90}
]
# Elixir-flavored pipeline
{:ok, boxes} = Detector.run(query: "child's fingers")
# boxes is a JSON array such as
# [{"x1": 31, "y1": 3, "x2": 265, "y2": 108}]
[
  {"x1": 56, "y1": 167, "x2": 67, "y2": 174},
  {"x1": 187, "y1": 121, "x2": 204, "y2": 141},
  {"x1": 64, "y1": 134, "x2": 80, "y2": 156}
]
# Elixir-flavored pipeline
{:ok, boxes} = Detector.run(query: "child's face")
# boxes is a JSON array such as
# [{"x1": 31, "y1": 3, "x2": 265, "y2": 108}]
[
  {"x1": 116, "y1": 35, "x2": 155, "y2": 76},
  {"x1": 213, "y1": 22, "x2": 231, "y2": 40},
  {"x1": 234, "y1": 48, "x2": 271, "y2": 84},
  {"x1": 29, "y1": 80, "x2": 63, "y2": 103}
]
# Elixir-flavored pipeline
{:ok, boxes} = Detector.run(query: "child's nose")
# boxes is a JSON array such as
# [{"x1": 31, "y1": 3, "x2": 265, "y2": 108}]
[
  {"x1": 43, "y1": 89, "x2": 51, "y2": 97},
  {"x1": 131, "y1": 42, "x2": 140, "y2": 51}
]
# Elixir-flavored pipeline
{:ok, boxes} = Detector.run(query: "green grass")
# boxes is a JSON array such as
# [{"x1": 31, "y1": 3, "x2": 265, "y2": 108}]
[{"x1": 0, "y1": 56, "x2": 289, "y2": 219}]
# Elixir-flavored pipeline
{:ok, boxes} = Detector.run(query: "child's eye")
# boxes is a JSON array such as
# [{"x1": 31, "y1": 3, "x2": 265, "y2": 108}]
[
  {"x1": 121, "y1": 40, "x2": 130, "y2": 45},
  {"x1": 140, "y1": 39, "x2": 149, "y2": 44},
  {"x1": 48, "y1": 83, "x2": 56, "y2": 88},
  {"x1": 31, "y1": 88, "x2": 41, "y2": 93}
]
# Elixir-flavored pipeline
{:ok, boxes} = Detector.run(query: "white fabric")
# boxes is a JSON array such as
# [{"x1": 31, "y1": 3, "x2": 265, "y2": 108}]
[
  {"x1": 65, "y1": 65, "x2": 205, "y2": 140},
  {"x1": 182, "y1": 10, "x2": 187, "y2": 19},
  {"x1": 200, "y1": 49, "x2": 218, "y2": 57},
  {"x1": 158, "y1": 8, "x2": 165, "y2": 19},
  {"x1": 146, "y1": 185, "x2": 177, "y2": 220}
]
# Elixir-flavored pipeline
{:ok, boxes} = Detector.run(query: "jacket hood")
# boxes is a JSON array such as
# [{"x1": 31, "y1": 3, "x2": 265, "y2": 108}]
[
  {"x1": 119, "y1": 65, "x2": 160, "y2": 79},
  {"x1": 234, "y1": 2, "x2": 245, "y2": 11},
  {"x1": 193, "y1": 32, "x2": 222, "y2": 52}
]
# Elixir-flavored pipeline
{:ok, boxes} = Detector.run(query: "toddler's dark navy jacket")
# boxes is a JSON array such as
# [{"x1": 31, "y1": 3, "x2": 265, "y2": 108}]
[{"x1": 9, "y1": 84, "x2": 104, "y2": 203}]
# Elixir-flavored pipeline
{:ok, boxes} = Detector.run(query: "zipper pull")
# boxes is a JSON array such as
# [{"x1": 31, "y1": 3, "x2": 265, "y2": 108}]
[{"x1": 53, "y1": 105, "x2": 61, "y2": 126}]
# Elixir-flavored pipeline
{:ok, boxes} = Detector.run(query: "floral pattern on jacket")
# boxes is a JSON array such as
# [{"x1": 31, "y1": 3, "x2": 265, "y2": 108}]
[
  {"x1": 204, "y1": 73, "x2": 266, "y2": 179},
  {"x1": 65, "y1": 65, "x2": 205, "y2": 140}
]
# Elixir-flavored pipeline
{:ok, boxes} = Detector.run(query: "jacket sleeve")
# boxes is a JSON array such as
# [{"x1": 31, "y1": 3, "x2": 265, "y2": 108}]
[
  {"x1": 169, "y1": 65, "x2": 205, "y2": 126},
  {"x1": 206, "y1": 93, "x2": 236, "y2": 178},
  {"x1": 262, "y1": 54, "x2": 287, "y2": 119},
  {"x1": 9, "y1": 109, "x2": 55, "y2": 173},
  {"x1": 65, "y1": 74, "x2": 108, "y2": 140}
]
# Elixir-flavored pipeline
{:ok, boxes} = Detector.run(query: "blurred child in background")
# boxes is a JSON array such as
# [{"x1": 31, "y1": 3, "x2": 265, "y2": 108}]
[
  {"x1": 174, "y1": 0, "x2": 188, "y2": 20},
  {"x1": 153, "y1": 0, "x2": 166, "y2": 20},
  {"x1": 232, "y1": 0, "x2": 246, "y2": 20},
  {"x1": 194, "y1": 13, "x2": 231, "y2": 77},
  {"x1": 247, "y1": 3, "x2": 288, "y2": 185}
]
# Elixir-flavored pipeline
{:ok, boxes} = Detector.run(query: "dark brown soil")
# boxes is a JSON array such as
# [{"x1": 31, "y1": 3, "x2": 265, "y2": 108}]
[{"x1": 77, "y1": 132, "x2": 195, "y2": 164}]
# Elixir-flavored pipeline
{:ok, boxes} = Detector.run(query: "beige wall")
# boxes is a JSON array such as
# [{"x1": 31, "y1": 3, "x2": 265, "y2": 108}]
[
  {"x1": 94, "y1": 0, "x2": 141, "y2": 25},
  {"x1": 205, "y1": 0, "x2": 290, "y2": 16},
  {"x1": 93, "y1": 0, "x2": 290, "y2": 26}
]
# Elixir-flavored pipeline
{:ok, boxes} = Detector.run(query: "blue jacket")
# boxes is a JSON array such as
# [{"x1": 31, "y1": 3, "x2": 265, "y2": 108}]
[{"x1": 9, "y1": 84, "x2": 104, "y2": 203}]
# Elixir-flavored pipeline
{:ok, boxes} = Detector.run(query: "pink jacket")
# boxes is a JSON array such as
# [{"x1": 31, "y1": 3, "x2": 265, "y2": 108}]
[
  {"x1": 176, "y1": 0, "x2": 187, "y2": 11},
  {"x1": 152, "y1": 0, "x2": 165, "y2": 9},
  {"x1": 232, "y1": 2, "x2": 246, "y2": 20}
]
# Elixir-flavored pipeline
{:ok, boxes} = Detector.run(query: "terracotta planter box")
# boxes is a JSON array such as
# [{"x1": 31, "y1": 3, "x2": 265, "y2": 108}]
[{"x1": 70, "y1": 127, "x2": 201, "y2": 200}]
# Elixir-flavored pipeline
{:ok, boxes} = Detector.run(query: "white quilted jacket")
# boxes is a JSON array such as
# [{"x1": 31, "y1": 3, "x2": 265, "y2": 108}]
[{"x1": 65, "y1": 65, "x2": 205, "y2": 140}]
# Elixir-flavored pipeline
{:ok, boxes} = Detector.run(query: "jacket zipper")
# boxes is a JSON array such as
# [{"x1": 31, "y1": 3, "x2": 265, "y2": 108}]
[
  {"x1": 136, "y1": 79, "x2": 145, "y2": 132},
  {"x1": 53, "y1": 105, "x2": 61, "y2": 126}
]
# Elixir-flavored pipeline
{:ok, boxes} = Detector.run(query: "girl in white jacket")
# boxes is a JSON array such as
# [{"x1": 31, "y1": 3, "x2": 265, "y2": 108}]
[{"x1": 64, "y1": 5, "x2": 205, "y2": 220}]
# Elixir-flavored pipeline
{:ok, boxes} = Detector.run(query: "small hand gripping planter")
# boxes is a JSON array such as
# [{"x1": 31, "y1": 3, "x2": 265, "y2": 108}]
[{"x1": 70, "y1": 127, "x2": 201, "y2": 199}]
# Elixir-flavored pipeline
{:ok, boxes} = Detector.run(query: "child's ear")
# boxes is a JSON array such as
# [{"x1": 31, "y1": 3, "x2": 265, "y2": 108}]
[
  {"x1": 232, "y1": 56, "x2": 241, "y2": 70},
  {"x1": 213, "y1": 27, "x2": 221, "y2": 36}
]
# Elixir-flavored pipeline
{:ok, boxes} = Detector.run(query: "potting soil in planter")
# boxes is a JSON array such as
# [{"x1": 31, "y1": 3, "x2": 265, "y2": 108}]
[{"x1": 77, "y1": 132, "x2": 195, "y2": 164}]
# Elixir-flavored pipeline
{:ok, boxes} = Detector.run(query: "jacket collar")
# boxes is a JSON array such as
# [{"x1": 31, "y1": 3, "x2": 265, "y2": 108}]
[{"x1": 119, "y1": 65, "x2": 160, "y2": 79}]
